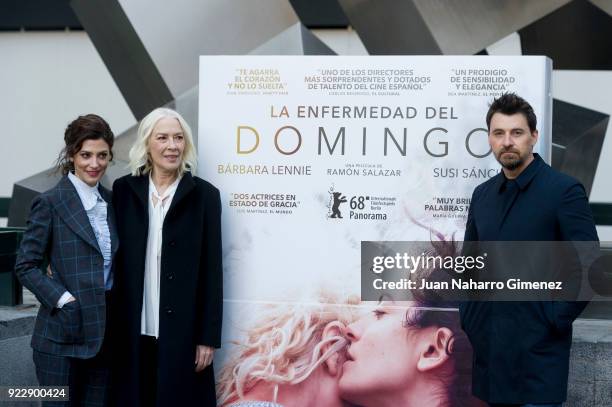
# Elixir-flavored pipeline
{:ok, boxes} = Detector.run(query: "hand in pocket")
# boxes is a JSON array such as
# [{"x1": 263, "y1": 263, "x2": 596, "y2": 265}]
[{"x1": 58, "y1": 301, "x2": 84, "y2": 342}]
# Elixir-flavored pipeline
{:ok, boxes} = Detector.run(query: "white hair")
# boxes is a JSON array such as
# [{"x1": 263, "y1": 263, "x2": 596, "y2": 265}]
[
  {"x1": 216, "y1": 293, "x2": 359, "y2": 405},
  {"x1": 128, "y1": 107, "x2": 197, "y2": 176}
]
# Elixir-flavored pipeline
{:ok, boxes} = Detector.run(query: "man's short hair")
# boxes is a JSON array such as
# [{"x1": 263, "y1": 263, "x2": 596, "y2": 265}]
[{"x1": 486, "y1": 93, "x2": 537, "y2": 132}]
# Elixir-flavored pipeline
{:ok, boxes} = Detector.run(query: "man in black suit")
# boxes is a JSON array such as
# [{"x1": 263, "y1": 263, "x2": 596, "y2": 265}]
[{"x1": 460, "y1": 93, "x2": 599, "y2": 406}]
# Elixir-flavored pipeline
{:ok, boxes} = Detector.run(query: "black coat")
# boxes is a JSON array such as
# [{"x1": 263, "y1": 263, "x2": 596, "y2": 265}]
[
  {"x1": 461, "y1": 154, "x2": 598, "y2": 404},
  {"x1": 112, "y1": 173, "x2": 223, "y2": 407}
]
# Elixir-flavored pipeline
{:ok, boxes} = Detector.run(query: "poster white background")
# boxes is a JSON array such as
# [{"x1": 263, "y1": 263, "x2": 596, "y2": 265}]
[{"x1": 198, "y1": 56, "x2": 551, "y2": 308}]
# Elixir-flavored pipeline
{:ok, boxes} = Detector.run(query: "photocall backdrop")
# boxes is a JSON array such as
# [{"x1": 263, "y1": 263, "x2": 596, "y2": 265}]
[{"x1": 197, "y1": 56, "x2": 552, "y2": 405}]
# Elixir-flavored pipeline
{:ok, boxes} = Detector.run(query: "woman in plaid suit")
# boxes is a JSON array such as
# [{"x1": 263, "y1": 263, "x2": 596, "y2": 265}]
[{"x1": 15, "y1": 114, "x2": 118, "y2": 406}]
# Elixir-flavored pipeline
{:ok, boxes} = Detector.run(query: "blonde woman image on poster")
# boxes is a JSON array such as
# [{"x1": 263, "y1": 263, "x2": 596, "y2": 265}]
[
  {"x1": 217, "y1": 294, "x2": 359, "y2": 407},
  {"x1": 217, "y1": 252, "x2": 483, "y2": 407},
  {"x1": 218, "y1": 297, "x2": 479, "y2": 407}
]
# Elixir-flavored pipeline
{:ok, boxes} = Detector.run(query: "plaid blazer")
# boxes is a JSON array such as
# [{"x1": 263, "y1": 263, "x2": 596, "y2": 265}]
[{"x1": 15, "y1": 176, "x2": 118, "y2": 359}]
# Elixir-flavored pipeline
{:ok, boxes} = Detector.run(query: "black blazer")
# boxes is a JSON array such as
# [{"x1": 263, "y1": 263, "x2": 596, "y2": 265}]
[
  {"x1": 112, "y1": 172, "x2": 222, "y2": 406},
  {"x1": 460, "y1": 154, "x2": 598, "y2": 404},
  {"x1": 15, "y1": 176, "x2": 118, "y2": 358}
]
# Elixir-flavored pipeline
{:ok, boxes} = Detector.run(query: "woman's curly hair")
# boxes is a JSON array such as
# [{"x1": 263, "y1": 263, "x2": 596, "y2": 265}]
[{"x1": 216, "y1": 293, "x2": 359, "y2": 405}]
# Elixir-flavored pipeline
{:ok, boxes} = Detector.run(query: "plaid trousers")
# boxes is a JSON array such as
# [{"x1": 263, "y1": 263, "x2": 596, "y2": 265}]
[
  {"x1": 33, "y1": 349, "x2": 110, "y2": 407},
  {"x1": 32, "y1": 292, "x2": 114, "y2": 407}
]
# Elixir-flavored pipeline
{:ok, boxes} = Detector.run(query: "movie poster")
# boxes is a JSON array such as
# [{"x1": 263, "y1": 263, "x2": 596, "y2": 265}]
[{"x1": 198, "y1": 56, "x2": 552, "y2": 406}]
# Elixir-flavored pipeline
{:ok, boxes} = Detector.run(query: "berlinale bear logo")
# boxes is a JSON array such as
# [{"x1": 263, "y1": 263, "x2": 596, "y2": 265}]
[{"x1": 329, "y1": 191, "x2": 347, "y2": 219}]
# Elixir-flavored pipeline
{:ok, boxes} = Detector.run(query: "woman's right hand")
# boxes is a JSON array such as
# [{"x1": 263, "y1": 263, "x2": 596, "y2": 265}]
[{"x1": 56, "y1": 300, "x2": 84, "y2": 343}]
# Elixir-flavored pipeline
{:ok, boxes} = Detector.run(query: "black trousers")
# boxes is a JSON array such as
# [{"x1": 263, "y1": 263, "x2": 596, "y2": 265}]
[
  {"x1": 34, "y1": 292, "x2": 114, "y2": 407},
  {"x1": 139, "y1": 335, "x2": 159, "y2": 407}
]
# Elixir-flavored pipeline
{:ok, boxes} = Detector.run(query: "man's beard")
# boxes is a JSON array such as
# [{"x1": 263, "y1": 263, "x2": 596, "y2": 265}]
[{"x1": 495, "y1": 150, "x2": 523, "y2": 171}]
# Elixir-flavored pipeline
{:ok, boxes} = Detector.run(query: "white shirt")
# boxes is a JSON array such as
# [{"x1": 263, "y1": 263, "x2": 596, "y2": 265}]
[
  {"x1": 58, "y1": 173, "x2": 112, "y2": 308},
  {"x1": 141, "y1": 175, "x2": 182, "y2": 338}
]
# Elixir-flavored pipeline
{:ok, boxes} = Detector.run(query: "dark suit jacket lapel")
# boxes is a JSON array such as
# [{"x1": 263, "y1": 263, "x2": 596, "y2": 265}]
[
  {"x1": 125, "y1": 172, "x2": 195, "y2": 222},
  {"x1": 167, "y1": 172, "x2": 195, "y2": 217},
  {"x1": 99, "y1": 186, "x2": 119, "y2": 257},
  {"x1": 126, "y1": 174, "x2": 149, "y2": 209},
  {"x1": 54, "y1": 176, "x2": 100, "y2": 254},
  {"x1": 125, "y1": 175, "x2": 151, "y2": 246}
]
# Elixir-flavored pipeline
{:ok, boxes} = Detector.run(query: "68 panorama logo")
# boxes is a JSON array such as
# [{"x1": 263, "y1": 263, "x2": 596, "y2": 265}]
[{"x1": 327, "y1": 185, "x2": 387, "y2": 221}]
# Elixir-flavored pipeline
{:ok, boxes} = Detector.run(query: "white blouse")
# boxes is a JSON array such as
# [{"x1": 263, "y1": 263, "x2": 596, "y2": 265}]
[{"x1": 141, "y1": 175, "x2": 181, "y2": 338}]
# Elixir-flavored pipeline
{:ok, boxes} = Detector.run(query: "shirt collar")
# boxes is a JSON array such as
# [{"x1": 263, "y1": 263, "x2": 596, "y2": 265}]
[
  {"x1": 148, "y1": 174, "x2": 182, "y2": 200},
  {"x1": 497, "y1": 153, "x2": 543, "y2": 193},
  {"x1": 67, "y1": 172, "x2": 102, "y2": 211}
]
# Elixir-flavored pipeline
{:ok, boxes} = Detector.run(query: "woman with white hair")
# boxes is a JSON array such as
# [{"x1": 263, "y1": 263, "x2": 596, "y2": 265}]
[{"x1": 112, "y1": 108, "x2": 223, "y2": 406}]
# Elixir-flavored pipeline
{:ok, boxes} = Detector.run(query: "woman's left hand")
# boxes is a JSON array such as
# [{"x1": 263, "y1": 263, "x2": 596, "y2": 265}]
[{"x1": 195, "y1": 345, "x2": 214, "y2": 372}]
